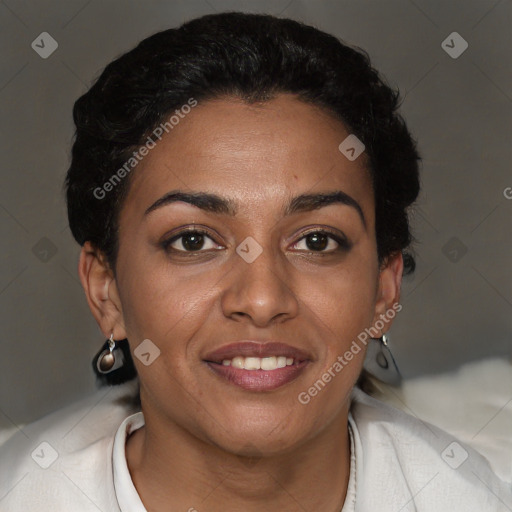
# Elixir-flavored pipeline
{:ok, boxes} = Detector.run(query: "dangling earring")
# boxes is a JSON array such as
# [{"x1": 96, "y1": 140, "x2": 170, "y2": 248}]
[
  {"x1": 92, "y1": 335, "x2": 136, "y2": 385},
  {"x1": 97, "y1": 333, "x2": 118, "y2": 374},
  {"x1": 363, "y1": 333, "x2": 402, "y2": 386}
]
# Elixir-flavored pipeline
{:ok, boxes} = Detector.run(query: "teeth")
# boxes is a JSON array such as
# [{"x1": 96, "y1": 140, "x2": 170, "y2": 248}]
[
  {"x1": 231, "y1": 356, "x2": 244, "y2": 369},
  {"x1": 244, "y1": 357, "x2": 261, "y2": 370},
  {"x1": 260, "y1": 356, "x2": 277, "y2": 370},
  {"x1": 220, "y1": 356, "x2": 295, "y2": 370}
]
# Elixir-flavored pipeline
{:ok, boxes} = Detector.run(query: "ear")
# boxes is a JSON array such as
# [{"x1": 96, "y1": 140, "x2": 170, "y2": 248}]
[
  {"x1": 78, "y1": 241, "x2": 127, "y2": 340},
  {"x1": 372, "y1": 251, "x2": 403, "y2": 333}
]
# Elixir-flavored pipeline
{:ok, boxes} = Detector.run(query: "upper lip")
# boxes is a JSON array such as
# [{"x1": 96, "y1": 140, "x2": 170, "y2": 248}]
[{"x1": 203, "y1": 341, "x2": 312, "y2": 364}]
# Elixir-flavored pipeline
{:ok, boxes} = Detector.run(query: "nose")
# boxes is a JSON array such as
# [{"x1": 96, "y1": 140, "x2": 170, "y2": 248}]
[{"x1": 220, "y1": 242, "x2": 300, "y2": 327}]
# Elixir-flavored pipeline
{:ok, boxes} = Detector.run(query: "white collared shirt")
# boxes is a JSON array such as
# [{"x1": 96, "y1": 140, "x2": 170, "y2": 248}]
[
  {"x1": 112, "y1": 411, "x2": 146, "y2": 511},
  {"x1": 1, "y1": 385, "x2": 510, "y2": 511},
  {"x1": 110, "y1": 411, "x2": 358, "y2": 512}
]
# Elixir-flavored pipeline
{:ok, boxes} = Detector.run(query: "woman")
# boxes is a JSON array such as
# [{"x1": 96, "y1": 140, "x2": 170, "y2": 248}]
[{"x1": 1, "y1": 11, "x2": 510, "y2": 512}]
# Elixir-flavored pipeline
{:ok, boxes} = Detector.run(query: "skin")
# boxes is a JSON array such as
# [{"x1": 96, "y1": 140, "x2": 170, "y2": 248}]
[{"x1": 78, "y1": 94, "x2": 403, "y2": 511}]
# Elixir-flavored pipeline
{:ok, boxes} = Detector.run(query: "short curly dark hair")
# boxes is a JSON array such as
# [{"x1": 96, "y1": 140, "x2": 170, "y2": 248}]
[{"x1": 64, "y1": 11, "x2": 420, "y2": 386}]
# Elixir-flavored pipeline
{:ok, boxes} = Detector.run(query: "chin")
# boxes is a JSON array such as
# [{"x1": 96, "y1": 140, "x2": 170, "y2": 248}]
[
  {"x1": 203, "y1": 410, "x2": 314, "y2": 458},
  {"x1": 217, "y1": 431, "x2": 303, "y2": 459}
]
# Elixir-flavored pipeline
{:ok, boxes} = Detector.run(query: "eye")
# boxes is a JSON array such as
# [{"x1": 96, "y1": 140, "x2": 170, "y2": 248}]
[
  {"x1": 291, "y1": 229, "x2": 350, "y2": 253},
  {"x1": 161, "y1": 228, "x2": 221, "y2": 253}
]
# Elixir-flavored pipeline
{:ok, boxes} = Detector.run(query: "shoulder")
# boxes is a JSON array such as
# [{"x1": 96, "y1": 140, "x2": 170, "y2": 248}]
[
  {"x1": 349, "y1": 387, "x2": 512, "y2": 512},
  {"x1": 0, "y1": 381, "x2": 140, "y2": 511},
  {"x1": 375, "y1": 357, "x2": 512, "y2": 484}
]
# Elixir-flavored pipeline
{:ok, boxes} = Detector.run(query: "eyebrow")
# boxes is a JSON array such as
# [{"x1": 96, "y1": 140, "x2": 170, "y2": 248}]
[{"x1": 144, "y1": 189, "x2": 366, "y2": 227}]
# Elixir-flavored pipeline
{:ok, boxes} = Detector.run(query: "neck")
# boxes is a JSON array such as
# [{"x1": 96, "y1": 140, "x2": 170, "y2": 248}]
[{"x1": 126, "y1": 402, "x2": 352, "y2": 512}]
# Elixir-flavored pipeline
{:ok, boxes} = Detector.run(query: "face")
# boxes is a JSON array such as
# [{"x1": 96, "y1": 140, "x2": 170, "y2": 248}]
[{"x1": 82, "y1": 94, "x2": 402, "y2": 456}]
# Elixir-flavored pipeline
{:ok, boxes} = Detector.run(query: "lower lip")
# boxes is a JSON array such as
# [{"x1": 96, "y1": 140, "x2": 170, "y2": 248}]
[{"x1": 205, "y1": 361, "x2": 309, "y2": 391}]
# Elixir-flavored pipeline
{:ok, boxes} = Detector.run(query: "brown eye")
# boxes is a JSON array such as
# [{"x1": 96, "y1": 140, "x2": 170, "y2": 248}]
[
  {"x1": 292, "y1": 230, "x2": 350, "y2": 253},
  {"x1": 162, "y1": 229, "x2": 220, "y2": 253},
  {"x1": 177, "y1": 232, "x2": 207, "y2": 251},
  {"x1": 304, "y1": 232, "x2": 329, "y2": 251}
]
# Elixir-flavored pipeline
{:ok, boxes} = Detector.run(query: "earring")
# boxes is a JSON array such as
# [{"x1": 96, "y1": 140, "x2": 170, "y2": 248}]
[
  {"x1": 97, "y1": 333, "x2": 118, "y2": 374},
  {"x1": 363, "y1": 333, "x2": 402, "y2": 386},
  {"x1": 92, "y1": 335, "x2": 136, "y2": 385}
]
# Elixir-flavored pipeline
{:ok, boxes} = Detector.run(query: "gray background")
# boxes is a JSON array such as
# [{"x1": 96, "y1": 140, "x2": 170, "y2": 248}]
[{"x1": 0, "y1": 0, "x2": 510, "y2": 428}]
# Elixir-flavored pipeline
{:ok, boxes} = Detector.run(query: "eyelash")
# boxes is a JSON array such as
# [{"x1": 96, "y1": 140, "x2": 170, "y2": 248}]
[{"x1": 160, "y1": 227, "x2": 351, "y2": 255}]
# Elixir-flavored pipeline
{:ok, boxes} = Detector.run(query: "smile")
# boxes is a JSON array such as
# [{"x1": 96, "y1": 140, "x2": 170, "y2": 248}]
[
  {"x1": 205, "y1": 360, "x2": 309, "y2": 391},
  {"x1": 221, "y1": 356, "x2": 294, "y2": 370},
  {"x1": 203, "y1": 341, "x2": 312, "y2": 391}
]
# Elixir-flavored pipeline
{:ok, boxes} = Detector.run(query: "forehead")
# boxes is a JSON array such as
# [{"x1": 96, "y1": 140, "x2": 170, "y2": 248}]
[{"x1": 122, "y1": 94, "x2": 373, "y2": 221}]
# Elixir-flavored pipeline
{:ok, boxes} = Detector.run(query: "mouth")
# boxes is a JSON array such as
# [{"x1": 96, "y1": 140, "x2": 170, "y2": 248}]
[{"x1": 203, "y1": 341, "x2": 312, "y2": 391}]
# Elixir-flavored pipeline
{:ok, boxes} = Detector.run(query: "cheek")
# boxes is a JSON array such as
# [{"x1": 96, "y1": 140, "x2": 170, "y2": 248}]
[
  {"x1": 117, "y1": 266, "x2": 214, "y2": 400},
  {"x1": 119, "y1": 262, "x2": 219, "y2": 347},
  {"x1": 299, "y1": 257, "x2": 378, "y2": 337},
  {"x1": 294, "y1": 261, "x2": 377, "y2": 412}
]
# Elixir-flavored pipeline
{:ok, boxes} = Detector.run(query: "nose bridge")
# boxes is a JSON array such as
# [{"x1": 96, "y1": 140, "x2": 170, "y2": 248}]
[{"x1": 221, "y1": 235, "x2": 299, "y2": 324}]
